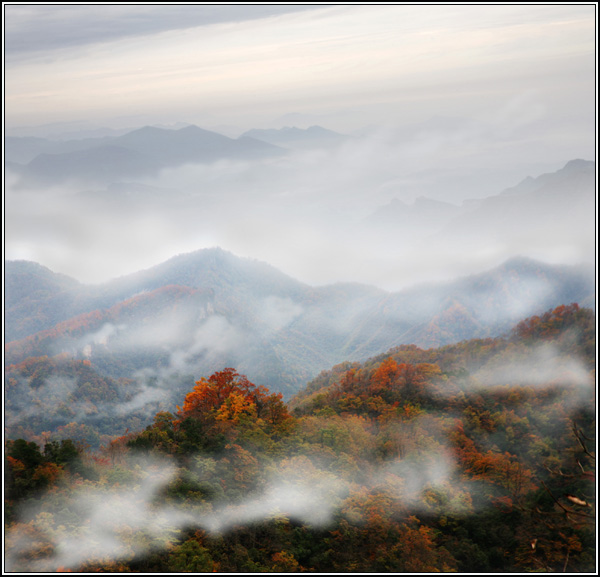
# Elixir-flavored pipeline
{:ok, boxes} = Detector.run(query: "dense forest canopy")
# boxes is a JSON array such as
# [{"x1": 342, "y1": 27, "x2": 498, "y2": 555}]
[{"x1": 4, "y1": 304, "x2": 595, "y2": 572}]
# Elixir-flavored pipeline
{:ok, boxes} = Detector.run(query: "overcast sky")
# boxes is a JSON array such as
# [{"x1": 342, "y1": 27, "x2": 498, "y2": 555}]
[{"x1": 4, "y1": 4, "x2": 596, "y2": 133}]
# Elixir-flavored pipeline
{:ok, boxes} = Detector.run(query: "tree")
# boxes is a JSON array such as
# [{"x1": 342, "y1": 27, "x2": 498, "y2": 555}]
[
  {"x1": 168, "y1": 539, "x2": 216, "y2": 572},
  {"x1": 177, "y1": 368, "x2": 291, "y2": 430}
]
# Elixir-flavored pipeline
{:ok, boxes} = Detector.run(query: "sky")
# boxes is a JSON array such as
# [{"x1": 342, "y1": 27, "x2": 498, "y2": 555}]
[
  {"x1": 4, "y1": 4, "x2": 596, "y2": 133},
  {"x1": 3, "y1": 3, "x2": 597, "y2": 288}
]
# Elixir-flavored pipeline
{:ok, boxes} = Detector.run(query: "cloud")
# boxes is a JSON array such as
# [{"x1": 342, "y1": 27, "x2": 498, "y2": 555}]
[
  {"x1": 260, "y1": 296, "x2": 303, "y2": 332},
  {"x1": 473, "y1": 343, "x2": 593, "y2": 390},
  {"x1": 111, "y1": 375, "x2": 170, "y2": 417},
  {"x1": 188, "y1": 316, "x2": 246, "y2": 357},
  {"x1": 5, "y1": 4, "x2": 594, "y2": 134},
  {"x1": 381, "y1": 451, "x2": 455, "y2": 503},
  {"x1": 4, "y1": 5, "x2": 327, "y2": 61},
  {"x1": 414, "y1": 340, "x2": 596, "y2": 411},
  {"x1": 83, "y1": 322, "x2": 123, "y2": 348},
  {"x1": 5, "y1": 375, "x2": 79, "y2": 427},
  {"x1": 5, "y1": 456, "x2": 178, "y2": 572},
  {"x1": 4, "y1": 446, "x2": 466, "y2": 571},
  {"x1": 4, "y1": 127, "x2": 594, "y2": 294},
  {"x1": 113, "y1": 315, "x2": 248, "y2": 415}
]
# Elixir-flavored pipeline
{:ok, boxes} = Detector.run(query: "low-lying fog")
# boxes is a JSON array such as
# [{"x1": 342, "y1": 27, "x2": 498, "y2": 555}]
[{"x1": 5, "y1": 122, "x2": 595, "y2": 291}]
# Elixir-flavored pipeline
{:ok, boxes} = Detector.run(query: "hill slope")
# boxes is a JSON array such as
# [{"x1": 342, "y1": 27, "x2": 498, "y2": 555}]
[
  {"x1": 5, "y1": 304, "x2": 596, "y2": 572},
  {"x1": 6, "y1": 250, "x2": 594, "y2": 408}
]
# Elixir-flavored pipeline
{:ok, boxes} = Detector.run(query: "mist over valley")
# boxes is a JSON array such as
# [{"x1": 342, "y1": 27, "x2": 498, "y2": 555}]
[
  {"x1": 4, "y1": 4, "x2": 595, "y2": 573},
  {"x1": 5, "y1": 244, "x2": 595, "y2": 441}
]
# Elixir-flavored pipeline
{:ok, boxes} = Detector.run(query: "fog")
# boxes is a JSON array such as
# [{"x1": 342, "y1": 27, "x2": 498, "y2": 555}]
[
  {"x1": 4, "y1": 120, "x2": 595, "y2": 291},
  {"x1": 5, "y1": 446, "x2": 465, "y2": 571},
  {"x1": 12, "y1": 385, "x2": 582, "y2": 572},
  {"x1": 474, "y1": 344, "x2": 592, "y2": 390},
  {"x1": 6, "y1": 356, "x2": 594, "y2": 571},
  {"x1": 5, "y1": 375, "x2": 79, "y2": 428}
]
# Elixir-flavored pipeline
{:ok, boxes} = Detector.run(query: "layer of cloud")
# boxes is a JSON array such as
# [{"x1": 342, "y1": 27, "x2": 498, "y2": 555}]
[
  {"x1": 4, "y1": 5, "x2": 326, "y2": 60},
  {"x1": 4, "y1": 5, "x2": 594, "y2": 130}
]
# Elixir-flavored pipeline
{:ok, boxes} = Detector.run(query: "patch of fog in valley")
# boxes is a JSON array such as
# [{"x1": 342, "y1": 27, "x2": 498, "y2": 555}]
[{"x1": 5, "y1": 120, "x2": 594, "y2": 291}]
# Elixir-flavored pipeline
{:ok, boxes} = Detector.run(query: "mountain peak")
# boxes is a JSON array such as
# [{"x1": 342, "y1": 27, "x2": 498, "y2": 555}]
[
  {"x1": 126, "y1": 125, "x2": 166, "y2": 136},
  {"x1": 5, "y1": 259, "x2": 78, "y2": 280},
  {"x1": 563, "y1": 158, "x2": 593, "y2": 172},
  {"x1": 498, "y1": 255, "x2": 542, "y2": 270},
  {"x1": 176, "y1": 124, "x2": 224, "y2": 137}
]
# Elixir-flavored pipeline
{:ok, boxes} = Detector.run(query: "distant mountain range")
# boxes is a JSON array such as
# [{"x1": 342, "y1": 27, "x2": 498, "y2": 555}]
[
  {"x1": 364, "y1": 196, "x2": 464, "y2": 234},
  {"x1": 437, "y1": 158, "x2": 595, "y2": 240},
  {"x1": 6, "y1": 249, "x2": 594, "y2": 398},
  {"x1": 362, "y1": 159, "x2": 595, "y2": 264},
  {"x1": 7, "y1": 125, "x2": 285, "y2": 185},
  {"x1": 240, "y1": 125, "x2": 347, "y2": 149},
  {"x1": 5, "y1": 124, "x2": 351, "y2": 186}
]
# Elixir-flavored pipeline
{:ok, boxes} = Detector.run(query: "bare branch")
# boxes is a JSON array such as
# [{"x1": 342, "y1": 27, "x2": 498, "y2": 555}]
[
  {"x1": 572, "y1": 423, "x2": 596, "y2": 461},
  {"x1": 540, "y1": 482, "x2": 595, "y2": 519}
]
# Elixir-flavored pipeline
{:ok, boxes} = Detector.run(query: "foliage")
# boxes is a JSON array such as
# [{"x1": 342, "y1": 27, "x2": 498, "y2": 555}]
[{"x1": 4, "y1": 305, "x2": 596, "y2": 572}]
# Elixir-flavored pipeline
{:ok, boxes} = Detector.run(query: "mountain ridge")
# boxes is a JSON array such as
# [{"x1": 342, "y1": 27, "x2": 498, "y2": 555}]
[
  {"x1": 240, "y1": 125, "x2": 347, "y2": 149},
  {"x1": 5, "y1": 248, "x2": 594, "y2": 398},
  {"x1": 10, "y1": 124, "x2": 286, "y2": 185}
]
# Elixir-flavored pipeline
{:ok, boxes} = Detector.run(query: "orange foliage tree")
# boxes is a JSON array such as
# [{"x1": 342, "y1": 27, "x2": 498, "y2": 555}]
[{"x1": 177, "y1": 368, "x2": 291, "y2": 429}]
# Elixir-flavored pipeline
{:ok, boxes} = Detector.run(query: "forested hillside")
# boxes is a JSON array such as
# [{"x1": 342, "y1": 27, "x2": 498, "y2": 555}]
[
  {"x1": 5, "y1": 250, "x2": 594, "y2": 448},
  {"x1": 5, "y1": 304, "x2": 595, "y2": 572}
]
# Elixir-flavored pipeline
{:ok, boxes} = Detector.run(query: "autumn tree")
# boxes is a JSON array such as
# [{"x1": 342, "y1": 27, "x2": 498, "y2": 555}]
[
  {"x1": 170, "y1": 368, "x2": 294, "y2": 455},
  {"x1": 178, "y1": 369, "x2": 290, "y2": 425}
]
